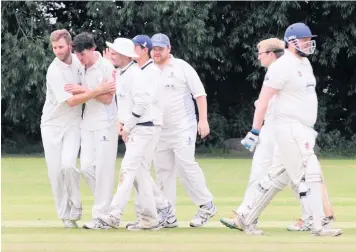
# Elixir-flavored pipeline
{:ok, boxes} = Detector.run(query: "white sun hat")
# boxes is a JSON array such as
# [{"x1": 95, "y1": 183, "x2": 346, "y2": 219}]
[{"x1": 106, "y1": 38, "x2": 139, "y2": 58}]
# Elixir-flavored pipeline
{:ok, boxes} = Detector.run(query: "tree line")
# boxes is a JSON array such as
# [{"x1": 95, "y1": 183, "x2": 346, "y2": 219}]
[{"x1": 1, "y1": 1, "x2": 355, "y2": 155}]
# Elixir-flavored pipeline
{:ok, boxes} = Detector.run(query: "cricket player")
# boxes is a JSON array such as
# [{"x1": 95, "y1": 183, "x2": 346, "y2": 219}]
[
  {"x1": 41, "y1": 29, "x2": 115, "y2": 228},
  {"x1": 151, "y1": 33, "x2": 216, "y2": 228},
  {"x1": 99, "y1": 37, "x2": 163, "y2": 230},
  {"x1": 67, "y1": 32, "x2": 118, "y2": 229},
  {"x1": 221, "y1": 23, "x2": 342, "y2": 236},
  {"x1": 127, "y1": 35, "x2": 175, "y2": 229},
  {"x1": 221, "y1": 38, "x2": 335, "y2": 233}
]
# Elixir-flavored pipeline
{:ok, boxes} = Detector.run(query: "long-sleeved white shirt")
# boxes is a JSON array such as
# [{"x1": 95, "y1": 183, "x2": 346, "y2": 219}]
[{"x1": 116, "y1": 62, "x2": 161, "y2": 132}]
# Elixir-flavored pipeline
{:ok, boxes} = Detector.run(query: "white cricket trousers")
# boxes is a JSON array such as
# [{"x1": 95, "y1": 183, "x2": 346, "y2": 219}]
[
  {"x1": 274, "y1": 122, "x2": 324, "y2": 228},
  {"x1": 80, "y1": 125, "x2": 118, "y2": 219},
  {"x1": 154, "y1": 124, "x2": 214, "y2": 206},
  {"x1": 110, "y1": 126, "x2": 161, "y2": 223},
  {"x1": 238, "y1": 123, "x2": 275, "y2": 213},
  {"x1": 41, "y1": 125, "x2": 81, "y2": 220}
]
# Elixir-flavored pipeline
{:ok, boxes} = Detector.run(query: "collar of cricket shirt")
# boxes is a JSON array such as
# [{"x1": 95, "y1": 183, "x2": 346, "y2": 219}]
[
  {"x1": 119, "y1": 61, "x2": 135, "y2": 75},
  {"x1": 141, "y1": 59, "x2": 153, "y2": 70},
  {"x1": 55, "y1": 54, "x2": 76, "y2": 69},
  {"x1": 85, "y1": 51, "x2": 104, "y2": 71}
]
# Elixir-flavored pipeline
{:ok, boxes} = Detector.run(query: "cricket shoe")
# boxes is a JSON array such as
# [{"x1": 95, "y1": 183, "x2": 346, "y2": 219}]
[
  {"x1": 311, "y1": 227, "x2": 343, "y2": 237},
  {"x1": 126, "y1": 219, "x2": 140, "y2": 229},
  {"x1": 63, "y1": 219, "x2": 78, "y2": 228},
  {"x1": 287, "y1": 216, "x2": 334, "y2": 231},
  {"x1": 69, "y1": 201, "x2": 82, "y2": 221},
  {"x1": 189, "y1": 203, "x2": 217, "y2": 227},
  {"x1": 163, "y1": 216, "x2": 179, "y2": 228},
  {"x1": 221, "y1": 213, "x2": 263, "y2": 235},
  {"x1": 322, "y1": 216, "x2": 335, "y2": 228},
  {"x1": 158, "y1": 202, "x2": 178, "y2": 228},
  {"x1": 99, "y1": 214, "x2": 121, "y2": 229},
  {"x1": 287, "y1": 217, "x2": 312, "y2": 231},
  {"x1": 83, "y1": 218, "x2": 111, "y2": 230},
  {"x1": 126, "y1": 220, "x2": 163, "y2": 231}
]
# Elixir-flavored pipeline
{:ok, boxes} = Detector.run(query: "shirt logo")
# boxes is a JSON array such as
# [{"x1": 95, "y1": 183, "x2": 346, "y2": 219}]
[
  {"x1": 101, "y1": 136, "x2": 108, "y2": 141},
  {"x1": 164, "y1": 84, "x2": 175, "y2": 88},
  {"x1": 297, "y1": 71, "x2": 302, "y2": 77},
  {"x1": 168, "y1": 72, "x2": 175, "y2": 78},
  {"x1": 187, "y1": 136, "x2": 192, "y2": 145}
]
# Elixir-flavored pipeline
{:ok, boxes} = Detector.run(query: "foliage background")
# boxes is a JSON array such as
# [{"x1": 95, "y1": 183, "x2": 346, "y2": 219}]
[{"x1": 1, "y1": 1, "x2": 355, "y2": 155}]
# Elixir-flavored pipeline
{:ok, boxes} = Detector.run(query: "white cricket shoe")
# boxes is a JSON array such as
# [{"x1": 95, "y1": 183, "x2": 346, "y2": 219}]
[
  {"x1": 322, "y1": 216, "x2": 335, "y2": 228},
  {"x1": 63, "y1": 219, "x2": 78, "y2": 228},
  {"x1": 99, "y1": 214, "x2": 121, "y2": 229},
  {"x1": 163, "y1": 216, "x2": 179, "y2": 228},
  {"x1": 190, "y1": 203, "x2": 217, "y2": 227},
  {"x1": 126, "y1": 220, "x2": 162, "y2": 231},
  {"x1": 287, "y1": 218, "x2": 312, "y2": 231},
  {"x1": 221, "y1": 214, "x2": 263, "y2": 235},
  {"x1": 311, "y1": 227, "x2": 343, "y2": 237},
  {"x1": 69, "y1": 202, "x2": 82, "y2": 221},
  {"x1": 83, "y1": 218, "x2": 111, "y2": 230},
  {"x1": 126, "y1": 219, "x2": 140, "y2": 229},
  {"x1": 158, "y1": 202, "x2": 178, "y2": 228}
]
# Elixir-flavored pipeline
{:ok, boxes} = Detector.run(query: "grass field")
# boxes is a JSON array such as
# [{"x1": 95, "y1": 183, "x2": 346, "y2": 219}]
[{"x1": 2, "y1": 156, "x2": 356, "y2": 252}]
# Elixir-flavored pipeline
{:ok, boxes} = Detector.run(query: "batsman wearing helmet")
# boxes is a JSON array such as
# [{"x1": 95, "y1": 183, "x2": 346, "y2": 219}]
[{"x1": 221, "y1": 23, "x2": 342, "y2": 236}]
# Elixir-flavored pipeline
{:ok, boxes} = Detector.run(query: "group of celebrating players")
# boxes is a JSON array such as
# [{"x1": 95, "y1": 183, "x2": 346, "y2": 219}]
[{"x1": 41, "y1": 22, "x2": 342, "y2": 236}]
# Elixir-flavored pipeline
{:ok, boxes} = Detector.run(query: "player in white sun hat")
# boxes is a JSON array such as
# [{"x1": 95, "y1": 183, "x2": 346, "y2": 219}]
[{"x1": 99, "y1": 38, "x2": 163, "y2": 230}]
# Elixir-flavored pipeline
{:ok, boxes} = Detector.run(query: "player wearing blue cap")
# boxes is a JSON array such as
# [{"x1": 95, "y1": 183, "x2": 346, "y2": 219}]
[
  {"x1": 221, "y1": 23, "x2": 342, "y2": 236},
  {"x1": 125, "y1": 35, "x2": 176, "y2": 230},
  {"x1": 150, "y1": 33, "x2": 216, "y2": 228}
]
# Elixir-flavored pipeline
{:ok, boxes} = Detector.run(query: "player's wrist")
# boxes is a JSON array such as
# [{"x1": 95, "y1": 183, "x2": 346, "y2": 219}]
[{"x1": 250, "y1": 128, "x2": 260, "y2": 136}]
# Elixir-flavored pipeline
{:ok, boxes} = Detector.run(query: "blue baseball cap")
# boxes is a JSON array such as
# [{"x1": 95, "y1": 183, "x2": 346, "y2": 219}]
[
  {"x1": 132, "y1": 35, "x2": 152, "y2": 50},
  {"x1": 151, "y1": 33, "x2": 170, "y2": 48},
  {"x1": 284, "y1": 23, "x2": 317, "y2": 42}
]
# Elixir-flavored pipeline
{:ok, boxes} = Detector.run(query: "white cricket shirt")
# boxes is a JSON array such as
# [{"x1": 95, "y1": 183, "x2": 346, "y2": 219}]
[
  {"x1": 263, "y1": 50, "x2": 317, "y2": 127},
  {"x1": 116, "y1": 61, "x2": 160, "y2": 128},
  {"x1": 158, "y1": 55, "x2": 207, "y2": 130},
  {"x1": 140, "y1": 59, "x2": 163, "y2": 126},
  {"x1": 41, "y1": 54, "x2": 83, "y2": 128},
  {"x1": 81, "y1": 52, "x2": 117, "y2": 131}
]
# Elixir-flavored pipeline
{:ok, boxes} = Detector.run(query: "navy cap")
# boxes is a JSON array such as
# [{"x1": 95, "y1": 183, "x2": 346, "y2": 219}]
[
  {"x1": 132, "y1": 35, "x2": 152, "y2": 50},
  {"x1": 151, "y1": 33, "x2": 170, "y2": 48},
  {"x1": 284, "y1": 23, "x2": 317, "y2": 42}
]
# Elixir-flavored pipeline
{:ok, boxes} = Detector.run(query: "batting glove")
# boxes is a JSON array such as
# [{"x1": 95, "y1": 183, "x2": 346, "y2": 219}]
[{"x1": 241, "y1": 129, "x2": 260, "y2": 152}]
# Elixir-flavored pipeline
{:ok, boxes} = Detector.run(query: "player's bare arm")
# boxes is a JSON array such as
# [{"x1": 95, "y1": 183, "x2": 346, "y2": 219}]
[
  {"x1": 252, "y1": 86, "x2": 279, "y2": 130},
  {"x1": 196, "y1": 95, "x2": 210, "y2": 138},
  {"x1": 64, "y1": 79, "x2": 115, "y2": 107}
]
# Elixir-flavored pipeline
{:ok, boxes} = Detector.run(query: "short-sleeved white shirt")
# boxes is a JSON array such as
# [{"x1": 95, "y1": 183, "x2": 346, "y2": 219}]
[
  {"x1": 116, "y1": 61, "x2": 160, "y2": 125},
  {"x1": 41, "y1": 54, "x2": 83, "y2": 128},
  {"x1": 263, "y1": 50, "x2": 317, "y2": 127},
  {"x1": 157, "y1": 55, "x2": 207, "y2": 130},
  {"x1": 81, "y1": 52, "x2": 117, "y2": 131}
]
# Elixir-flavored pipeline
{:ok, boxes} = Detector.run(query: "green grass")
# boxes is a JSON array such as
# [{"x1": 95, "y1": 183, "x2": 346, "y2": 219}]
[{"x1": 2, "y1": 157, "x2": 356, "y2": 252}]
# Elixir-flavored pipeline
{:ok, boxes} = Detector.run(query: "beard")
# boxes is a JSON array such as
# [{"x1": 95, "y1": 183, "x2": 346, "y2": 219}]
[{"x1": 57, "y1": 49, "x2": 71, "y2": 62}]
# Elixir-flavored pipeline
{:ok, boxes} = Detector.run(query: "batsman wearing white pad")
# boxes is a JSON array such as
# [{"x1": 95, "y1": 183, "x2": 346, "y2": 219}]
[
  {"x1": 42, "y1": 29, "x2": 115, "y2": 228},
  {"x1": 224, "y1": 23, "x2": 342, "y2": 237},
  {"x1": 69, "y1": 32, "x2": 118, "y2": 230},
  {"x1": 238, "y1": 39, "x2": 285, "y2": 215},
  {"x1": 99, "y1": 38, "x2": 162, "y2": 230},
  {"x1": 151, "y1": 33, "x2": 216, "y2": 228}
]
